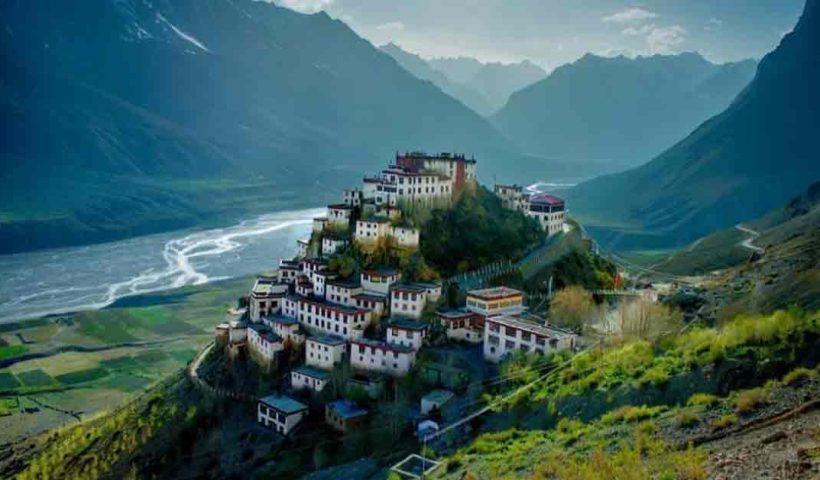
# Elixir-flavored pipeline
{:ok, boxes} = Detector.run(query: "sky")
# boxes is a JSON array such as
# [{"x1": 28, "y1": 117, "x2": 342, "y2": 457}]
[{"x1": 273, "y1": 0, "x2": 804, "y2": 71}]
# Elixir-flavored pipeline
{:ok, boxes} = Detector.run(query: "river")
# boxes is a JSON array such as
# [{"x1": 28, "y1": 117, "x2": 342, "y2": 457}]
[{"x1": 0, "y1": 207, "x2": 323, "y2": 324}]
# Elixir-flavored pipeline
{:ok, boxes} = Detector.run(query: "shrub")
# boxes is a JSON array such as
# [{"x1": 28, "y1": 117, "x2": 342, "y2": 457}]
[
  {"x1": 710, "y1": 414, "x2": 737, "y2": 430},
  {"x1": 674, "y1": 410, "x2": 699, "y2": 427},
  {"x1": 600, "y1": 405, "x2": 666, "y2": 425},
  {"x1": 687, "y1": 393, "x2": 720, "y2": 408},
  {"x1": 782, "y1": 367, "x2": 817, "y2": 386},
  {"x1": 733, "y1": 387, "x2": 770, "y2": 414}
]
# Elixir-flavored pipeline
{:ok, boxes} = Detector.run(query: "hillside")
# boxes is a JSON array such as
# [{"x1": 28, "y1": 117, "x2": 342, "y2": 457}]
[
  {"x1": 566, "y1": 0, "x2": 820, "y2": 251},
  {"x1": 493, "y1": 52, "x2": 756, "y2": 169},
  {"x1": 645, "y1": 181, "x2": 820, "y2": 276},
  {"x1": 0, "y1": 0, "x2": 516, "y2": 253}
]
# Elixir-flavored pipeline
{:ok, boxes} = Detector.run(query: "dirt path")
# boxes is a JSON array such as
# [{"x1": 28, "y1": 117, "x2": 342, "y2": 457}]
[{"x1": 735, "y1": 224, "x2": 765, "y2": 254}]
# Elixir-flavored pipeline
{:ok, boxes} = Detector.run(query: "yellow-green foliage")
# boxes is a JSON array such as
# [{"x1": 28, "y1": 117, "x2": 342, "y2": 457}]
[
  {"x1": 600, "y1": 405, "x2": 666, "y2": 425},
  {"x1": 18, "y1": 380, "x2": 188, "y2": 480},
  {"x1": 535, "y1": 309, "x2": 817, "y2": 403},
  {"x1": 445, "y1": 421, "x2": 706, "y2": 480},
  {"x1": 782, "y1": 367, "x2": 817, "y2": 385},
  {"x1": 687, "y1": 393, "x2": 720, "y2": 407},
  {"x1": 674, "y1": 410, "x2": 700, "y2": 427},
  {"x1": 710, "y1": 414, "x2": 737, "y2": 430},
  {"x1": 733, "y1": 387, "x2": 770, "y2": 414}
]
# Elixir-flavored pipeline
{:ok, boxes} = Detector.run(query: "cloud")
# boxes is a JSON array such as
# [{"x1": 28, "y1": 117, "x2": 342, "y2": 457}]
[
  {"x1": 602, "y1": 7, "x2": 657, "y2": 24},
  {"x1": 275, "y1": 0, "x2": 334, "y2": 14},
  {"x1": 621, "y1": 24, "x2": 654, "y2": 36},
  {"x1": 647, "y1": 25, "x2": 686, "y2": 54},
  {"x1": 376, "y1": 21, "x2": 405, "y2": 32}
]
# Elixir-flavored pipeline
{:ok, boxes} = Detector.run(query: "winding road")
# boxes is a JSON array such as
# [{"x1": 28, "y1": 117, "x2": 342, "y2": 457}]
[{"x1": 735, "y1": 224, "x2": 765, "y2": 254}]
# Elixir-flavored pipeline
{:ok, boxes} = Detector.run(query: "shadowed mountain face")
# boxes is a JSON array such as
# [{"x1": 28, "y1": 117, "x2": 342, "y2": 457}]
[
  {"x1": 566, "y1": 0, "x2": 820, "y2": 251},
  {"x1": 0, "y1": 0, "x2": 515, "y2": 253},
  {"x1": 492, "y1": 52, "x2": 757, "y2": 168}
]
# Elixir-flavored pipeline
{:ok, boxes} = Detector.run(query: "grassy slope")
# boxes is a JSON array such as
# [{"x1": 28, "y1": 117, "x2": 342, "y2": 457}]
[
  {"x1": 431, "y1": 309, "x2": 820, "y2": 479},
  {"x1": 0, "y1": 276, "x2": 250, "y2": 441}
]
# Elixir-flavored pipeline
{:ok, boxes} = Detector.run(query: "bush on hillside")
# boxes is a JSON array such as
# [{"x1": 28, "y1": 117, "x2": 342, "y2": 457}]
[{"x1": 420, "y1": 187, "x2": 542, "y2": 274}]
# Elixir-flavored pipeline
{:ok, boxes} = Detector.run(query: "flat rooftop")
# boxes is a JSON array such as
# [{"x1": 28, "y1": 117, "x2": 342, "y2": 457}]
[
  {"x1": 486, "y1": 314, "x2": 571, "y2": 338},
  {"x1": 259, "y1": 395, "x2": 307, "y2": 414},
  {"x1": 293, "y1": 365, "x2": 330, "y2": 380},
  {"x1": 387, "y1": 317, "x2": 428, "y2": 331},
  {"x1": 308, "y1": 335, "x2": 346, "y2": 346},
  {"x1": 467, "y1": 286, "x2": 524, "y2": 301}
]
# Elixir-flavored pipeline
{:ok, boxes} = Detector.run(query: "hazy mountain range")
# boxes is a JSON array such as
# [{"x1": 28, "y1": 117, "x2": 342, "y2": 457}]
[
  {"x1": 567, "y1": 0, "x2": 820, "y2": 250},
  {"x1": 1, "y1": 0, "x2": 815, "y2": 256},
  {"x1": 0, "y1": 0, "x2": 516, "y2": 252},
  {"x1": 380, "y1": 43, "x2": 546, "y2": 115},
  {"x1": 493, "y1": 52, "x2": 758, "y2": 169}
]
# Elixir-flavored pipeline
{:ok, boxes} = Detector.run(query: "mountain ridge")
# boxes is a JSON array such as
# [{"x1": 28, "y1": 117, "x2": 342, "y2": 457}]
[
  {"x1": 566, "y1": 0, "x2": 820, "y2": 250},
  {"x1": 492, "y1": 51, "x2": 757, "y2": 168},
  {"x1": 0, "y1": 0, "x2": 517, "y2": 253}
]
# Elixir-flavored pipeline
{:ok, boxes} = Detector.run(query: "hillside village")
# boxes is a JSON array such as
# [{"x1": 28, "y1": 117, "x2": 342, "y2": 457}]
[{"x1": 210, "y1": 152, "x2": 579, "y2": 438}]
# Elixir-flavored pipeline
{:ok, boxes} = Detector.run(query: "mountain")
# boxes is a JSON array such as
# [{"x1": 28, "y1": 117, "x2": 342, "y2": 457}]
[
  {"x1": 427, "y1": 55, "x2": 547, "y2": 114},
  {"x1": 567, "y1": 0, "x2": 820, "y2": 251},
  {"x1": 493, "y1": 52, "x2": 757, "y2": 168},
  {"x1": 467, "y1": 59, "x2": 547, "y2": 112},
  {"x1": 379, "y1": 43, "x2": 494, "y2": 116},
  {"x1": 0, "y1": 0, "x2": 515, "y2": 253}
]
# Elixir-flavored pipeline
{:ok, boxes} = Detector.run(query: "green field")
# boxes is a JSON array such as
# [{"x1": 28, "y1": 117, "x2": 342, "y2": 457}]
[
  {"x1": 17, "y1": 369, "x2": 57, "y2": 388},
  {"x1": 0, "y1": 275, "x2": 252, "y2": 441}
]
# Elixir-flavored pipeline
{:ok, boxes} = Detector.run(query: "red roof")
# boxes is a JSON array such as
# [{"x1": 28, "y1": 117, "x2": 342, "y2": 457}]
[{"x1": 530, "y1": 194, "x2": 564, "y2": 206}]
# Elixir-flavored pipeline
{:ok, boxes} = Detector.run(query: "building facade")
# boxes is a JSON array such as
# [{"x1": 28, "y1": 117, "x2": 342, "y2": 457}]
[
  {"x1": 350, "y1": 338, "x2": 417, "y2": 376},
  {"x1": 483, "y1": 314, "x2": 577, "y2": 363},
  {"x1": 386, "y1": 318, "x2": 428, "y2": 350},
  {"x1": 528, "y1": 194, "x2": 566, "y2": 237},
  {"x1": 306, "y1": 335, "x2": 347, "y2": 370},
  {"x1": 291, "y1": 366, "x2": 330, "y2": 393},
  {"x1": 465, "y1": 287, "x2": 525, "y2": 317},
  {"x1": 249, "y1": 276, "x2": 288, "y2": 321},
  {"x1": 257, "y1": 395, "x2": 308, "y2": 435}
]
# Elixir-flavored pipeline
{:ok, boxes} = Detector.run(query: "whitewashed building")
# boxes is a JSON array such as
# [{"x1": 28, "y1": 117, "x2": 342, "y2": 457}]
[
  {"x1": 291, "y1": 366, "x2": 330, "y2": 393},
  {"x1": 361, "y1": 268, "x2": 401, "y2": 295},
  {"x1": 466, "y1": 287, "x2": 525, "y2": 317},
  {"x1": 436, "y1": 309, "x2": 483, "y2": 343},
  {"x1": 386, "y1": 318, "x2": 428, "y2": 350},
  {"x1": 278, "y1": 260, "x2": 300, "y2": 284},
  {"x1": 312, "y1": 270, "x2": 336, "y2": 299},
  {"x1": 483, "y1": 314, "x2": 577, "y2": 363},
  {"x1": 350, "y1": 338, "x2": 417, "y2": 377},
  {"x1": 321, "y1": 237, "x2": 348, "y2": 257},
  {"x1": 228, "y1": 320, "x2": 247, "y2": 344},
  {"x1": 494, "y1": 184, "x2": 529, "y2": 212},
  {"x1": 249, "y1": 276, "x2": 289, "y2": 322},
  {"x1": 325, "y1": 280, "x2": 363, "y2": 306},
  {"x1": 257, "y1": 395, "x2": 308, "y2": 435},
  {"x1": 306, "y1": 335, "x2": 347, "y2": 370},
  {"x1": 326, "y1": 204, "x2": 353, "y2": 228},
  {"x1": 390, "y1": 283, "x2": 441, "y2": 319},
  {"x1": 283, "y1": 295, "x2": 369, "y2": 340},
  {"x1": 264, "y1": 315, "x2": 305, "y2": 347},
  {"x1": 353, "y1": 220, "x2": 420, "y2": 249},
  {"x1": 528, "y1": 194, "x2": 566, "y2": 237},
  {"x1": 248, "y1": 323, "x2": 284, "y2": 361},
  {"x1": 352, "y1": 292, "x2": 387, "y2": 318}
]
